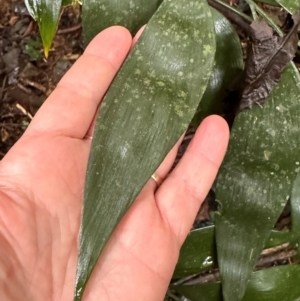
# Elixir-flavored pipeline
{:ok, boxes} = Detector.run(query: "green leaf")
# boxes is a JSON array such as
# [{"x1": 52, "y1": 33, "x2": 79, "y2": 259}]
[
  {"x1": 276, "y1": 0, "x2": 300, "y2": 14},
  {"x1": 175, "y1": 282, "x2": 221, "y2": 301},
  {"x1": 173, "y1": 226, "x2": 294, "y2": 278},
  {"x1": 173, "y1": 226, "x2": 216, "y2": 278},
  {"x1": 215, "y1": 62, "x2": 300, "y2": 301},
  {"x1": 24, "y1": 0, "x2": 62, "y2": 57},
  {"x1": 173, "y1": 265, "x2": 300, "y2": 301},
  {"x1": 265, "y1": 230, "x2": 294, "y2": 249},
  {"x1": 82, "y1": 0, "x2": 163, "y2": 45},
  {"x1": 191, "y1": 8, "x2": 243, "y2": 127},
  {"x1": 75, "y1": 1, "x2": 216, "y2": 300},
  {"x1": 174, "y1": 282, "x2": 221, "y2": 301}
]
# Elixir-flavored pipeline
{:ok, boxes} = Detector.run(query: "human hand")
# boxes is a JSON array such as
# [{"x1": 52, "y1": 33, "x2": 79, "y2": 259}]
[{"x1": 0, "y1": 26, "x2": 229, "y2": 301}]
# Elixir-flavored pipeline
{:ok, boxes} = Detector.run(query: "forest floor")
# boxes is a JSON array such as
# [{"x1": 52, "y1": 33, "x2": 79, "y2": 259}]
[{"x1": 0, "y1": 0, "x2": 82, "y2": 158}]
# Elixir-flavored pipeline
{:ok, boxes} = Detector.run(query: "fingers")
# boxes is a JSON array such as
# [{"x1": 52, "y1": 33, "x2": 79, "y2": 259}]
[
  {"x1": 132, "y1": 25, "x2": 146, "y2": 48},
  {"x1": 148, "y1": 135, "x2": 184, "y2": 191},
  {"x1": 156, "y1": 115, "x2": 229, "y2": 245},
  {"x1": 25, "y1": 26, "x2": 132, "y2": 139}
]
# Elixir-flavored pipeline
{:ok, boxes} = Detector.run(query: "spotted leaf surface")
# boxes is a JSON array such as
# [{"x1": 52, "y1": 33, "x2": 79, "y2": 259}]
[
  {"x1": 215, "y1": 62, "x2": 300, "y2": 301},
  {"x1": 82, "y1": 0, "x2": 163, "y2": 44},
  {"x1": 192, "y1": 8, "x2": 243, "y2": 127},
  {"x1": 75, "y1": 1, "x2": 216, "y2": 300}
]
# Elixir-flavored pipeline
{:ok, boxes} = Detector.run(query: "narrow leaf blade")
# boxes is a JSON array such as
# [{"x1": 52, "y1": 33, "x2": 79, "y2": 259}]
[
  {"x1": 82, "y1": 0, "x2": 163, "y2": 44},
  {"x1": 215, "y1": 62, "x2": 300, "y2": 301},
  {"x1": 75, "y1": 1, "x2": 216, "y2": 300}
]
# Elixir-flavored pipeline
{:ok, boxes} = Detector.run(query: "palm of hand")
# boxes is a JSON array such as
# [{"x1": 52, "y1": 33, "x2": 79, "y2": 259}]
[
  {"x1": 0, "y1": 27, "x2": 228, "y2": 301},
  {"x1": 0, "y1": 132, "x2": 183, "y2": 301},
  {"x1": 0, "y1": 132, "x2": 87, "y2": 300}
]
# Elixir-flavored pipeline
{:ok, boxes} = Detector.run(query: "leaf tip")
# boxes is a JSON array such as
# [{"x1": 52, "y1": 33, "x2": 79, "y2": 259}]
[
  {"x1": 43, "y1": 46, "x2": 50, "y2": 58},
  {"x1": 74, "y1": 285, "x2": 83, "y2": 301}
]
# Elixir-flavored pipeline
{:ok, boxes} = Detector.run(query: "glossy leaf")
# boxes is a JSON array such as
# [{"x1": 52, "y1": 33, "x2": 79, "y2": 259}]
[
  {"x1": 24, "y1": 0, "x2": 62, "y2": 57},
  {"x1": 276, "y1": 0, "x2": 300, "y2": 14},
  {"x1": 75, "y1": 1, "x2": 216, "y2": 300},
  {"x1": 173, "y1": 226, "x2": 294, "y2": 278},
  {"x1": 82, "y1": 0, "x2": 163, "y2": 44},
  {"x1": 215, "y1": 62, "x2": 300, "y2": 301},
  {"x1": 192, "y1": 8, "x2": 243, "y2": 127},
  {"x1": 173, "y1": 265, "x2": 300, "y2": 301}
]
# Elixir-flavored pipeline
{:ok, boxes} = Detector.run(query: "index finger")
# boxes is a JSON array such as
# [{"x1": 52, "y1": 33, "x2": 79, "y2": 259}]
[
  {"x1": 156, "y1": 115, "x2": 229, "y2": 245},
  {"x1": 26, "y1": 26, "x2": 132, "y2": 139}
]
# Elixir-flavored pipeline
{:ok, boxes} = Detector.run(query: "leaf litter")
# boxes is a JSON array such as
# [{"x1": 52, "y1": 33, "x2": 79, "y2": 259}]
[{"x1": 239, "y1": 12, "x2": 300, "y2": 111}]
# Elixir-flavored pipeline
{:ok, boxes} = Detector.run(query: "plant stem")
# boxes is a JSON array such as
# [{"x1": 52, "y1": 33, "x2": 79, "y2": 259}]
[
  {"x1": 167, "y1": 290, "x2": 182, "y2": 301},
  {"x1": 212, "y1": 0, "x2": 253, "y2": 22},
  {"x1": 246, "y1": 0, "x2": 258, "y2": 20},
  {"x1": 208, "y1": 0, "x2": 252, "y2": 34},
  {"x1": 247, "y1": 0, "x2": 284, "y2": 37}
]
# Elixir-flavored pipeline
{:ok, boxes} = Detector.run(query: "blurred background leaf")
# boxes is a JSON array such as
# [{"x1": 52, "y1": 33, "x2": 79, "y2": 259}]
[
  {"x1": 173, "y1": 265, "x2": 300, "y2": 301},
  {"x1": 24, "y1": 0, "x2": 63, "y2": 57},
  {"x1": 173, "y1": 226, "x2": 217, "y2": 278},
  {"x1": 173, "y1": 226, "x2": 295, "y2": 279},
  {"x1": 276, "y1": 0, "x2": 300, "y2": 14},
  {"x1": 62, "y1": 0, "x2": 81, "y2": 7}
]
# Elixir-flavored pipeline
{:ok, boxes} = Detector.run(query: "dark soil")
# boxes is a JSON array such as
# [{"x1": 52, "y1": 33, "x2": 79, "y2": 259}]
[{"x1": 0, "y1": 0, "x2": 83, "y2": 158}]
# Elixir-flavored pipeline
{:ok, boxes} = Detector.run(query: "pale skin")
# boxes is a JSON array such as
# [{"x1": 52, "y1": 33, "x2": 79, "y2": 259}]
[{"x1": 0, "y1": 26, "x2": 229, "y2": 301}]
